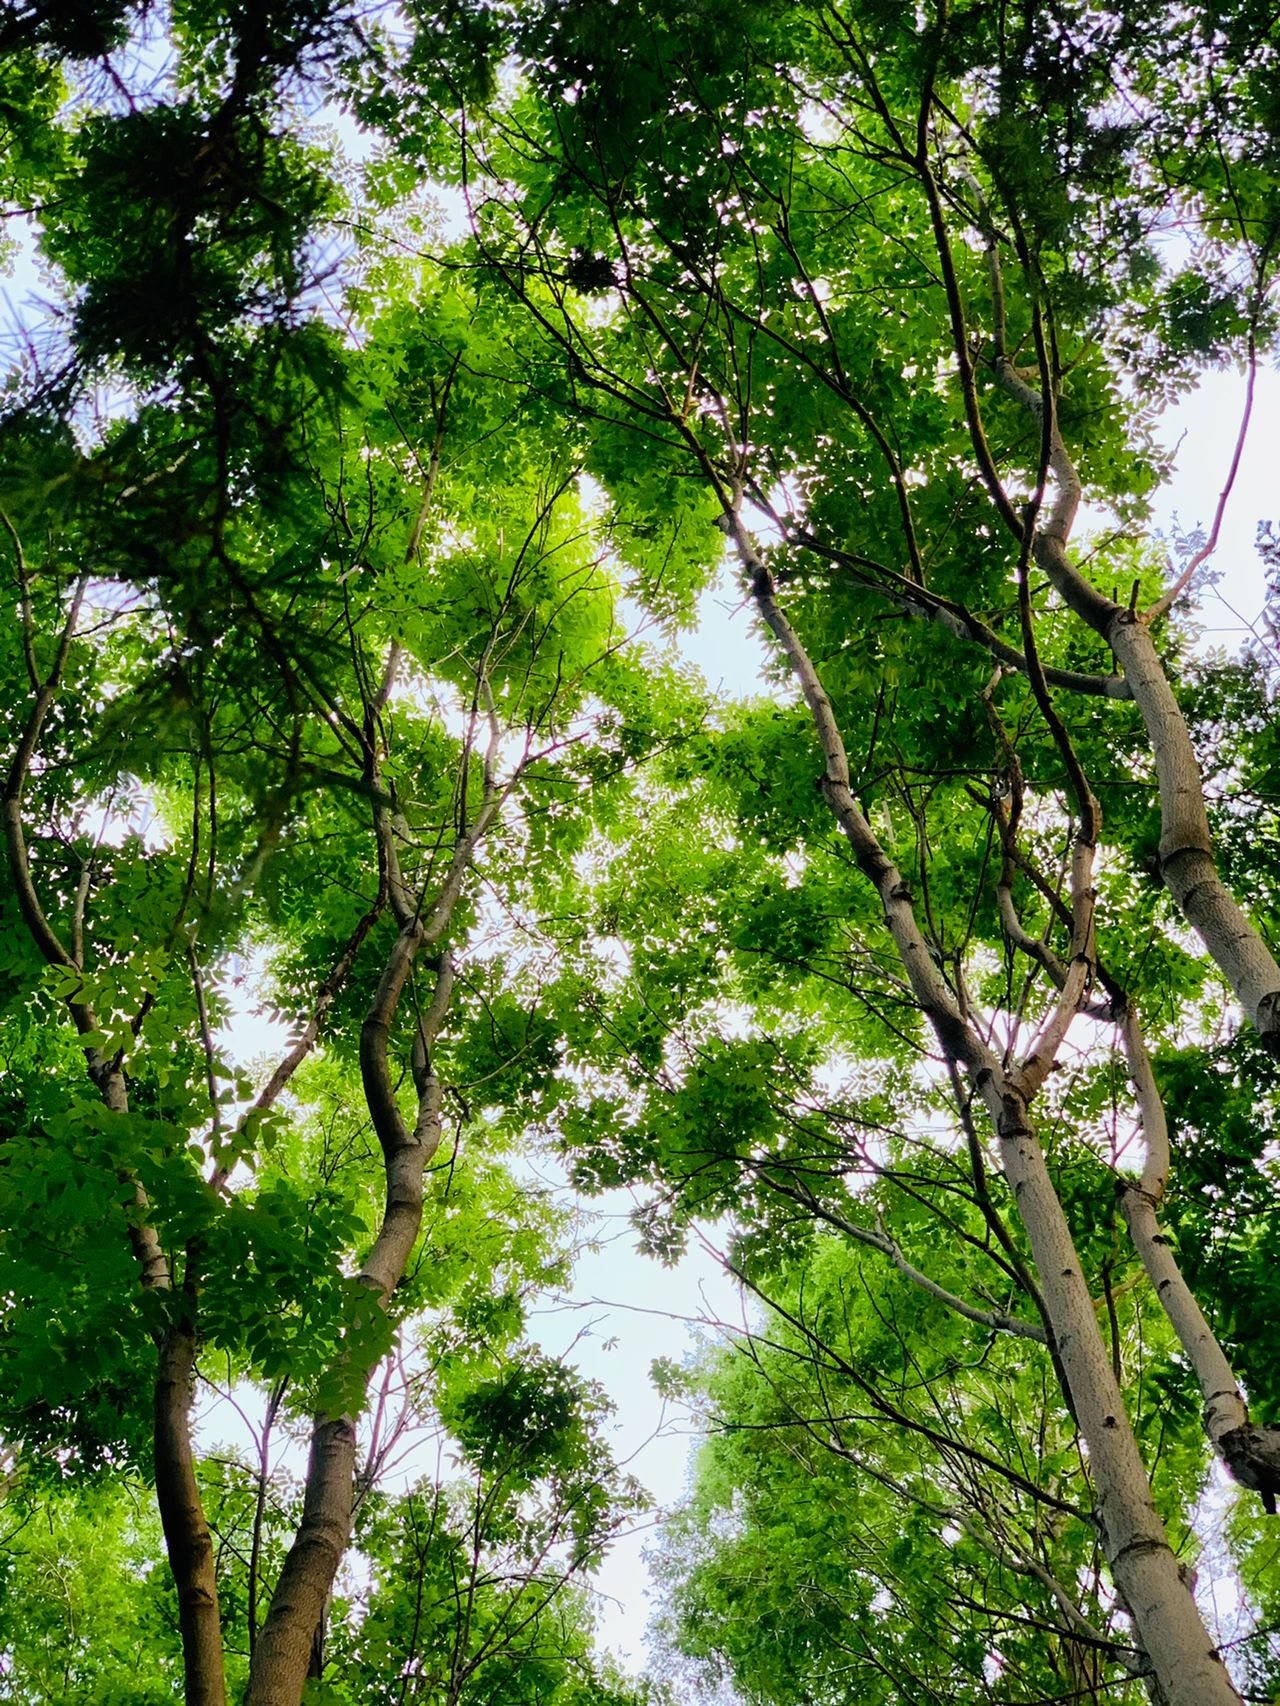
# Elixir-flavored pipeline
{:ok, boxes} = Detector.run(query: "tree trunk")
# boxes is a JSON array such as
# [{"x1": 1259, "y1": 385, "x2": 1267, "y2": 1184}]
[
  {"x1": 245, "y1": 1418, "x2": 356, "y2": 1704},
  {"x1": 6, "y1": 592, "x2": 230, "y2": 1703},
  {"x1": 747, "y1": 553, "x2": 1243, "y2": 1706},
  {"x1": 1030, "y1": 536, "x2": 1280, "y2": 1054},
  {"x1": 155, "y1": 1318, "x2": 228, "y2": 1706},
  {"x1": 1118, "y1": 1004, "x2": 1280, "y2": 1509},
  {"x1": 1106, "y1": 609, "x2": 1280, "y2": 1049},
  {"x1": 245, "y1": 939, "x2": 458, "y2": 1706},
  {"x1": 990, "y1": 1086, "x2": 1237, "y2": 1706}
]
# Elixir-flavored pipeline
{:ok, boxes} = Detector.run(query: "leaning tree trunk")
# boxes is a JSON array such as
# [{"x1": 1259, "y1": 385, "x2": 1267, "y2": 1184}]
[
  {"x1": 740, "y1": 528, "x2": 1244, "y2": 1706},
  {"x1": 246, "y1": 700, "x2": 506, "y2": 1704},
  {"x1": 1117, "y1": 1003, "x2": 1280, "y2": 1509},
  {"x1": 4, "y1": 577, "x2": 228, "y2": 1705}
]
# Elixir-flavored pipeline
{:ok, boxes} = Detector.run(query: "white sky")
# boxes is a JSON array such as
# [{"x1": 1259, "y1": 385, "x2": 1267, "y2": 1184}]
[
  {"x1": 1150, "y1": 366, "x2": 1278, "y2": 651},
  {"x1": 520, "y1": 1182, "x2": 744, "y2": 1664}
]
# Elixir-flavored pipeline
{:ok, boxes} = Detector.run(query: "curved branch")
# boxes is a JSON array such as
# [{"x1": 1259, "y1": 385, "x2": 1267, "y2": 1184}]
[
  {"x1": 249, "y1": 691, "x2": 514, "y2": 1703},
  {"x1": 1144, "y1": 305, "x2": 1260, "y2": 624},
  {"x1": 226, "y1": 895, "x2": 387, "y2": 1166},
  {"x1": 0, "y1": 507, "x2": 40, "y2": 691},
  {"x1": 3, "y1": 571, "x2": 90, "y2": 973},
  {"x1": 760, "y1": 1174, "x2": 1047, "y2": 1342},
  {"x1": 790, "y1": 524, "x2": 1131, "y2": 698}
]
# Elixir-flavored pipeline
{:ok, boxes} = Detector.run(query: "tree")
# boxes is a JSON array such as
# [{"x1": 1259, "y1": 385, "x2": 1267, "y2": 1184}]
[
  {"x1": 0, "y1": 11, "x2": 704, "y2": 1703},
  {"x1": 424, "y1": 2, "x2": 1278, "y2": 1700},
  {"x1": 3, "y1": 3, "x2": 1280, "y2": 1704},
  {"x1": 651, "y1": 1240, "x2": 1186, "y2": 1706}
]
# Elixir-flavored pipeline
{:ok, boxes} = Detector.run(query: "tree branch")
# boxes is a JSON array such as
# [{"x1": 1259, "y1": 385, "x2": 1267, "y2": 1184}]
[
  {"x1": 1117, "y1": 1003, "x2": 1280, "y2": 1511},
  {"x1": 759, "y1": 1173, "x2": 1046, "y2": 1342}
]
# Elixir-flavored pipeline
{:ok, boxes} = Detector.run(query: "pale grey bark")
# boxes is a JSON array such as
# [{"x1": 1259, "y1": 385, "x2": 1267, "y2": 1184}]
[
  {"x1": 733, "y1": 508, "x2": 1244, "y2": 1706},
  {"x1": 978, "y1": 221, "x2": 1280, "y2": 1505},
  {"x1": 1103, "y1": 610, "x2": 1280, "y2": 1048},
  {"x1": 247, "y1": 686, "x2": 511, "y2": 1705},
  {"x1": 1118, "y1": 1004, "x2": 1280, "y2": 1511},
  {"x1": 987, "y1": 311, "x2": 1280, "y2": 1055}
]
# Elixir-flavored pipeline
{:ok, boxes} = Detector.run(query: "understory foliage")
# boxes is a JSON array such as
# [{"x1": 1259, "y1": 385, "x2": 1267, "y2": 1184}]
[{"x1": 3, "y1": 2, "x2": 1280, "y2": 1703}]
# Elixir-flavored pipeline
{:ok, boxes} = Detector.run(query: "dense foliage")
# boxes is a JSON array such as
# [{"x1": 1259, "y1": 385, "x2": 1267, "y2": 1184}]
[{"x1": 2, "y1": 2, "x2": 1280, "y2": 1703}]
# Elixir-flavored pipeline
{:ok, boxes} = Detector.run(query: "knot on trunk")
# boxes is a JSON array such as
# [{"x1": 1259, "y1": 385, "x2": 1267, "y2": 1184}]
[
  {"x1": 1218, "y1": 1423, "x2": 1280, "y2": 1513},
  {"x1": 1254, "y1": 988, "x2": 1280, "y2": 1052},
  {"x1": 996, "y1": 1089, "x2": 1030, "y2": 1142}
]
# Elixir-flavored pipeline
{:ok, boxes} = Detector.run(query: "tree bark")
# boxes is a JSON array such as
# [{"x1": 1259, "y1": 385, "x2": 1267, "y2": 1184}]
[
  {"x1": 1103, "y1": 605, "x2": 1280, "y2": 1051},
  {"x1": 1118, "y1": 1004, "x2": 1280, "y2": 1509},
  {"x1": 989, "y1": 1084, "x2": 1234, "y2": 1706},
  {"x1": 985, "y1": 348, "x2": 1280, "y2": 1054},
  {"x1": 247, "y1": 613, "x2": 506, "y2": 1705},
  {"x1": 155, "y1": 1317, "x2": 228, "y2": 1706},
  {"x1": 970, "y1": 233, "x2": 1280, "y2": 1053},
  {"x1": 245, "y1": 1417, "x2": 357, "y2": 1702},
  {"x1": 745, "y1": 543, "x2": 1243, "y2": 1706}
]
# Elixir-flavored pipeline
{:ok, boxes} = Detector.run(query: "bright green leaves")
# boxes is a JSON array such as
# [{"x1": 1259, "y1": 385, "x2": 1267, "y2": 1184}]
[
  {"x1": 0, "y1": 1480, "x2": 182, "y2": 1705},
  {"x1": 449, "y1": 988, "x2": 565, "y2": 1116},
  {"x1": 0, "y1": 1103, "x2": 158, "y2": 1470},
  {"x1": 329, "y1": 1487, "x2": 645, "y2": 1706},
  {"x1": 2, "y1": 3, "x2": 1278, "y2": 1697},
  {"x1": 200, "y1": 1181, "x2": 373, "y2": 1388},
  {"x1": 0, "y1": 43, "x2": 68, "y2": 223},
  {"x1": 449, "y1": 1356, "x2": 587, "y2": 1480},
  {"x1": 654, "y1": 1223, "x2": 1181, "y2": 1706},
  {"x1": 436, "y1": 1352, "x2": 643, "y2": 1579}
]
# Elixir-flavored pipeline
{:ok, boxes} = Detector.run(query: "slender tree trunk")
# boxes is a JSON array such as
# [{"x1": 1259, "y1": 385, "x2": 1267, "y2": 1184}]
[
  {"x1": 1118, "y1": 1005, "x2": 1280, "y2": 1508},
  {"x1": 245, "y1": 605, "x2": 501, "y2": 1706},
  {"x1": 987, "y1": 1086, "x2": 1235, "y2": 1706},
  {"x1": 248, "y1": 1380, "x2": 287, "y2": 1659},
  {"x1": 155, "y1": 1316, "x2": 228, "y2": 1706},
  {"x1": 1029, "y1": 517, "x2": 1280, "y2": 1055},
  {"x1": 247, "y1": 1417, "x2": 357, "y2": 1701},
  {"x1": 743, "y1": 544, "x2": 1243, "y2": 1706}
]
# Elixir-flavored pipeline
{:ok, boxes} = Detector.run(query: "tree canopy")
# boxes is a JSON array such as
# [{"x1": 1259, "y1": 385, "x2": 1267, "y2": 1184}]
[{"x1": 3, "y1": 2, "x2": 1280, "y2": 1703}]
